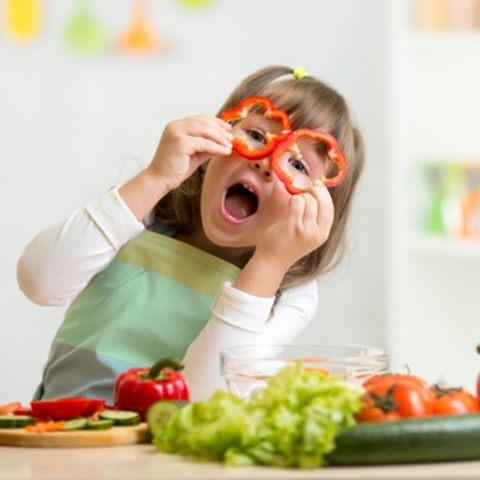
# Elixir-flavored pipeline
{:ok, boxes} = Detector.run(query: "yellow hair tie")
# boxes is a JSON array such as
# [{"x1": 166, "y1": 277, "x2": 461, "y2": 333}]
[{"x1": 293, "y1": 67, "x2": 308, "y2": 79}]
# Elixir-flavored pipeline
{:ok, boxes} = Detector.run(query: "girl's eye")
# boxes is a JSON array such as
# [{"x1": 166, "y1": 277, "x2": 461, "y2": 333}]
[
  {"x1": 247, "y1": 129, "x2": 266, "y2": 145},
  {"x1": 289, "y1": 157, "x2": 309, "y2": 175}
]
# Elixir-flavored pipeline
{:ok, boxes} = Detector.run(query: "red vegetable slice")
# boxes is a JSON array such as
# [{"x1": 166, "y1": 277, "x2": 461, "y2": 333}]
[
  {"x1": 0, "y1": 402, "x2": 22, "y2": 415},
  {"x1": 271, "y1": 129, "x2": 347, "y2": 194},
  {"x1": 0, "y1": 401, "x2": 33, "y2": 416},
  {"x1": 221, "y1": 97, "x2": 347, "y2": 194},
  {"x1": 221, "y1": 96, "x2": 291, "y2": 160},
  {"x1": 30, "y1": 398, "x2": 105, "y2": 420}
]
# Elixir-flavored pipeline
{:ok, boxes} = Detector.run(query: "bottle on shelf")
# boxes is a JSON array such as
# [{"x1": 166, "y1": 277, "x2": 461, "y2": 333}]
[{"x1": 414, "y1": 0, "x2": 480, "y2": 30}]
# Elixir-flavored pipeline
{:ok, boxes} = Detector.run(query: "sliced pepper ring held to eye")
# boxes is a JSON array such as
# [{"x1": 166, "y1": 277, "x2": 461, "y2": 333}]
[
  {"x1": 270, "y1": 128, "x2": 348, "y2": 194},
  {"x1": 220, "y1": 96, "x2": 292, "y2": 160}
]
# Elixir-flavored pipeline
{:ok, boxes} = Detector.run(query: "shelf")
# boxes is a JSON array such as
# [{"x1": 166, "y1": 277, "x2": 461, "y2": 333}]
[
  {"x1": 407, "y1": 29, "x2": 480, "y2": 52},
  {"x1": 386, "y1": 0, "x2": 480, "y2": 395},
  {"x1": 408, "y1": 232, "x2": 480, "y2": 259}
]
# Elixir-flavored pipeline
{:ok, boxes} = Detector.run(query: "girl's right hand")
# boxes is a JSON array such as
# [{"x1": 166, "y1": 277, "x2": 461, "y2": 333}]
[
  {"x1": 147, "y1": 115, "x2": 233, "y2": 193},
  {"x1": 119, "y1": 116, "x2": 232, "y2": 221}
]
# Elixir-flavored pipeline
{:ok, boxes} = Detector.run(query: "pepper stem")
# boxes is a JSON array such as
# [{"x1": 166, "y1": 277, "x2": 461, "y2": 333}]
[{"x1": 146, "y1": 357, "x2": 184, "y2": 380}]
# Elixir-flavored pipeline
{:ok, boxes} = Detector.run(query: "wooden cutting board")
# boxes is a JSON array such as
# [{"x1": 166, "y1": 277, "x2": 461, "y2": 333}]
[{"x1": 0, "y1": 423, "x2": 150, "y2": 448}]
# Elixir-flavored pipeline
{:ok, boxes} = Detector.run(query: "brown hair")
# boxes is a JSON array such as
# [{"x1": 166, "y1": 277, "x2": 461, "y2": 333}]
[{"x1": 154, "y1": 65, "x2": 365, "y2": 290}]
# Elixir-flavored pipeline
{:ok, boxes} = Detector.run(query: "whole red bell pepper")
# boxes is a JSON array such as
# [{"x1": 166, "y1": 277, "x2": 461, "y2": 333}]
[
  {"x1": 114, "y1": 358, "x2": 190, "y2": 421},
  {"x1": 220, "y1": 96, "x2": 291, "y2": 160}
]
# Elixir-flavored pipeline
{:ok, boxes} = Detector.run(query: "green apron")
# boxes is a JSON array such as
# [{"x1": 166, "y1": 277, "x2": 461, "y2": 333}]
[{"x1": 35, "y1": 230, "x2": 240, "y2": 405}]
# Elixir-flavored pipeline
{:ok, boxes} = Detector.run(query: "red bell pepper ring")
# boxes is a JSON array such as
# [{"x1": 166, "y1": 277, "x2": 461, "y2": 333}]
[
  {"x1": 30, "y1": 398, "x2": 106, "y2": 420},
  {"x1": 114, "y1": 358, "x2": 190, "y2": 421},
  {"x1": 270, "y1": 128, "x2": 348, "y2": 194},
  {"x1": 220, "y1": 96, "x2": 292, "y2": 160}
]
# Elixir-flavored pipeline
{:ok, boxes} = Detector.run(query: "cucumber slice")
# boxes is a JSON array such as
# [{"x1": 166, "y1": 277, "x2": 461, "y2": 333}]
[
  {"x1": 146, "y1": 400, "x2": 187, "y2": 436},
  {"x1": 0, "y1": 415, "x2": 34, "y2": 429},
  {"x1": 61, "y1": 417, "x2": 88, "y2": 431},
  {"x1": 99, "y1": 410, "x2": 140, "y2": 426},
  {"x1": 87, "y1": 419, "x2": 114, "y2": 430}
]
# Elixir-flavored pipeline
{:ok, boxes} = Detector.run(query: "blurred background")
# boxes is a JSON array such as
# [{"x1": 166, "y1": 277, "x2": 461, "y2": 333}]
[{"x1": 1, "y1": 0, "x2": 479, "y2": 404}]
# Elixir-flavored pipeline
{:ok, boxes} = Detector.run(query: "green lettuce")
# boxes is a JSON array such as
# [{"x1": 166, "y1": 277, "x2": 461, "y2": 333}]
[{"x1": 153, "y1": 363, "x2": 363, "y2": 469}]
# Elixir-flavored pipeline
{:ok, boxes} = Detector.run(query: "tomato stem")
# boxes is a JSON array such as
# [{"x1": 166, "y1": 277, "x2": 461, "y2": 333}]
[
  {"x1": 431, "y1": 384, "x2": 462, "y2": 397},
  {"x1": 371, "y1": 386, "x2": 398, "y2": 412}
]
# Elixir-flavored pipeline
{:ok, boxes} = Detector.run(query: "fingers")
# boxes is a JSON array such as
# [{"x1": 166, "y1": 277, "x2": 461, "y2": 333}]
[
  {"x1": 166, "y1": 116, "x2": 233, "y2": 164},
  {"x1": 285, "y1": 180, "x2": 334, "y2": 246},
  {"x1": 288, "y1": 194, "x2": 318, "y2": 238},
  {"x1": 188, "y1": 136, "x2": 232, "y2": 160},
  {"x1": 151, "y1": 115, "x2": 234, "y2": 186},
  {"x1": 176, "y1": 116, "x2": 233, "y2": 150},
  {"x1": 306, "y1": 180, "x2": 334, "y2": 226}
]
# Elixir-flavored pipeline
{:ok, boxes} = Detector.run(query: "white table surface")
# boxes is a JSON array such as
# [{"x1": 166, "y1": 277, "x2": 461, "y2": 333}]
[{"x1": 1, "y1": 444, "x2": 480, "y2": 480}]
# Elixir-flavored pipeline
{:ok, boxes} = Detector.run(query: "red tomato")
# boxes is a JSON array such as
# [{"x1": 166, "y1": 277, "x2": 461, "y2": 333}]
[
  {"x1": 355, "y1": 405, "x2": 402, "y2": 422},
  {"x1": 364, "y1": 373, "x2": 431, "y2": 392},
  {"x1": 356, "y1": 373, "x2": 434, "y2": 422},
  {"x1": 431, "y1": 386, "x2": 479, "y2": 415},
  {"x1": 30, "y1": 398, "x2": 105, "y2": 420}
]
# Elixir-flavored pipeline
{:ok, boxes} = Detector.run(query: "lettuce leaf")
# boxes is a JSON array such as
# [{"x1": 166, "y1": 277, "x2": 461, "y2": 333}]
[{"x1": 153, "y1": 363, "x2": 363, "y2": 469}]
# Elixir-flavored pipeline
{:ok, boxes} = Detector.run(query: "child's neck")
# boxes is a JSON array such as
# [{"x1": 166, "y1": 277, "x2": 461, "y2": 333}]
[{"x1": 174, "y1": 229, "x2": 249, "y2": 268}]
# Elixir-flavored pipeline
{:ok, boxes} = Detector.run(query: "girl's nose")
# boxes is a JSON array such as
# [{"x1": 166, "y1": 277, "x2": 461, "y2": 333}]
[{"x1": 249, "y1": 159, "x2": 273, "y2": 181}]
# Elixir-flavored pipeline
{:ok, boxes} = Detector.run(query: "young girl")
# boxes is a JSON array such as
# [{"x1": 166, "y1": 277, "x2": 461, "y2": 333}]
[{"x1": 17, "y1": 65, "x2": 365, "y2": 403}]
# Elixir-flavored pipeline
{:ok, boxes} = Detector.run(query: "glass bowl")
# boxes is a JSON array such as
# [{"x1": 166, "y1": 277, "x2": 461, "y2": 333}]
[{"x1": 220, "y1": 343, "x2": 389, "y2": 399}]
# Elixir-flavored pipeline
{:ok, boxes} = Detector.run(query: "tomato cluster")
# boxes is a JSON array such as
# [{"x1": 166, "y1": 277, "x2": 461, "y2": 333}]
[{"x1": 356, "y1": 373, "x2": 479, "y2": 423}]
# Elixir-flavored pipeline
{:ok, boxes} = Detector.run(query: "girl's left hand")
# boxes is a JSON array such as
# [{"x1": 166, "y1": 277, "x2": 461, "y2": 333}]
[
  {"x1": 232, "y1": 181, "x2": 334, "y2": 297},
  {"x1": 255, "y1": 180, "x2": 335, "y2": 272}
]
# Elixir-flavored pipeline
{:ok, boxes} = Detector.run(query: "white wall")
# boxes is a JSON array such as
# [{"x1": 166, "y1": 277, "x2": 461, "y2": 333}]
[{"x1": 0, "y1": 0, "x2": 387, "y2": 404}]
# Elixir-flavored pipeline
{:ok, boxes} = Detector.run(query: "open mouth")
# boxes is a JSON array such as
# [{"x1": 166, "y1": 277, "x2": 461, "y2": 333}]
[{"x1": 224, "y1": 183, "x2": 258, "y2": 221}]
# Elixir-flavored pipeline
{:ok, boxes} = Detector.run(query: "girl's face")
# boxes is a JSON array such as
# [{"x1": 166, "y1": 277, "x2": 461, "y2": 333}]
[{"x1": 200, "y1": 114, "x2": 325, "y2": 251}]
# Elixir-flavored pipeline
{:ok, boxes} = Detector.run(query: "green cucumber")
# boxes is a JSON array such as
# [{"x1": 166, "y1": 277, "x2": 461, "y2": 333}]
[
  {"x1": 86, "y1": 419, "x2": 114, "y2": 430},
  {"x1": 0, "y1": 415, "x2": 34, "y2": 429},
  {"x1": 327, "y1": 413, "x2": 480, "y2": 465},
  {"x1": 99, "y1": 410, "x2": 140, "y2": 426},
  {"x1": 146, "y1": 400, "x2": 188, "y2": 437},
  {"x1": 61, "y1": 417, "x2": 88, "y2": 431}
]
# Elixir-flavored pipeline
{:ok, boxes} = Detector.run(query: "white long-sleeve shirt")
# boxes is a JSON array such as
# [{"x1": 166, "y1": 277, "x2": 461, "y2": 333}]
[{"x1": 17, "y1": 188, "x2": 319, "y2": 400}]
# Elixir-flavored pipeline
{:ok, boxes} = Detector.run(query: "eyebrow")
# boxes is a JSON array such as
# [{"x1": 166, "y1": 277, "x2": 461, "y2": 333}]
[{"x1": 240, "y1": 113, "x2": 285, "y2": 133}]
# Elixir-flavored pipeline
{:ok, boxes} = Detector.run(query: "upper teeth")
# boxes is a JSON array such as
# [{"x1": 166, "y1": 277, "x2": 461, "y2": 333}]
[{"x1": 243, "y1": 183, "x2": 255, "y2": 194}]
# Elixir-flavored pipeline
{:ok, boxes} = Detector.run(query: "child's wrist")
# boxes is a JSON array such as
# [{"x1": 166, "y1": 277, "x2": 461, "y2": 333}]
[
  {"x1": 118, "y1": 170, "x2": 170, "y2": 221},
  {"x1": 252, "y1": 248, "x2": 292, "y2": 276},
  {"x1": 233, "y1": 252, "x2": 290, "y2": 298}
]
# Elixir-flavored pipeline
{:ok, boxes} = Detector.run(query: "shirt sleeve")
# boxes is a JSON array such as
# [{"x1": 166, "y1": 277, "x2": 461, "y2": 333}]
[
  {"x1": 17, "y1": 188, "x2": 145, "y2": 306},
  {"x1": 182, "y1": 279, "x2": 319, "y2": 401}
]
